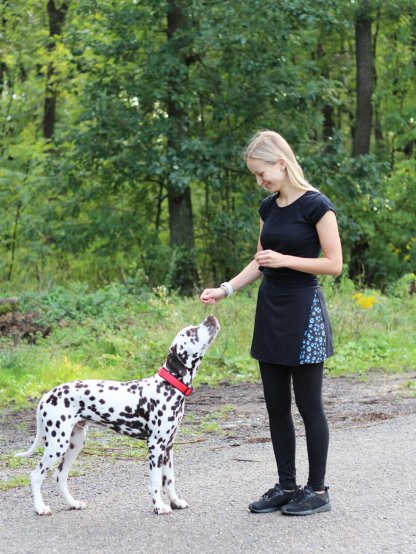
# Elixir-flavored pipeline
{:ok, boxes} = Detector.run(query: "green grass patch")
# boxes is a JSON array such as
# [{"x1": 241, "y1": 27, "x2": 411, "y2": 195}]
[
  {"x1": 82, "y1": 428, "x2": 149, "y2": 461},
  {"x1": 0, "y1": 475, "x2": 30, "y2": 491},
  {"x1": 402, "y1": 380, "x2": 416, "y2": 398},
  {"x1": 1, "y1": 279, "x2": 415, "y2": 409}
]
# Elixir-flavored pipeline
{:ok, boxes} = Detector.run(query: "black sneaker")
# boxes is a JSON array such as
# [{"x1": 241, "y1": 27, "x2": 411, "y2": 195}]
[
  {"x1": 281, "y1": 485, "x2": 331, "y2": 516},
  {"x1": 249, "y1": 484, "x2": 299, "y2": 513}
]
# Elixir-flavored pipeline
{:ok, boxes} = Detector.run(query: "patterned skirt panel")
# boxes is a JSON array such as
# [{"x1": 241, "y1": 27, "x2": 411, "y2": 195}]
[{"x1": 299, "y1": 291, "x2": 327, "y2": 364}]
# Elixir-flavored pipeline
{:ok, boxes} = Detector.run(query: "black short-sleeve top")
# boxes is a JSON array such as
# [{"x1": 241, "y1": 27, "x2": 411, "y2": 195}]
[{"x1": 258, "y1": 190, "x2": 335, "y2": 286}]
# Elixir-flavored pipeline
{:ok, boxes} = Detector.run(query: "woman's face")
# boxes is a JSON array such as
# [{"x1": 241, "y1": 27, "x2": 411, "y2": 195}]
[{"x1": 246, "y1": 158, "x2": 287, "y2": 193}]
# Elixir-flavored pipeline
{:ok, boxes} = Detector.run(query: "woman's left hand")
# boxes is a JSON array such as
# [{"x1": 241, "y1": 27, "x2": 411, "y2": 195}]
[{"x1": 254, "y1": 249, "x2": 287, "y2": 268}]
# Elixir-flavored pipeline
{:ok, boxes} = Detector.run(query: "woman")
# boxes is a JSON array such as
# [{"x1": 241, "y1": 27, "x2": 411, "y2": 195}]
[{"x1": 200, "y1": 130, "x2": 342, "y2": 516}]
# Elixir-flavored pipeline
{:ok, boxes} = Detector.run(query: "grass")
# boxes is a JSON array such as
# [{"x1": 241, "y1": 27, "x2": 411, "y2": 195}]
[
  {"x1": 402, "y1": 379, "x2": 416, "y2": 398},
  {"x1": 0, "y1": 277, "x2": 415, "y2": 410},
  {"x1": 82, "y1": 428, "x2": 149, "y2": 461},
  {"x1": 0, "y1": 475, "x2": 30, "y2": 491}
]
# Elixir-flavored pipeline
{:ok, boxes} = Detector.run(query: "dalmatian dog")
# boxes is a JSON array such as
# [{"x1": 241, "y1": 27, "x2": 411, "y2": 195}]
[{"x1": 16, "y1": 314, "x2": 220, "y2": 516}]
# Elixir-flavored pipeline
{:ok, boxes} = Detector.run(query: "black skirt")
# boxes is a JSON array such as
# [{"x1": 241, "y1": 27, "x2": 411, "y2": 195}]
[{"x1": 250, "y1": 277, "x2": 334, "y2": 366}]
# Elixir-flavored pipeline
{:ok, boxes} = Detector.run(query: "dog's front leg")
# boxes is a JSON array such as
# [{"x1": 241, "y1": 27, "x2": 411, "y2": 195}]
[
  {"x1": 148, "y1": 443, "x2": 172, "y2": 514},
  {"x1": 163, "y1": 444, "x2": 188, "y2": 510}
]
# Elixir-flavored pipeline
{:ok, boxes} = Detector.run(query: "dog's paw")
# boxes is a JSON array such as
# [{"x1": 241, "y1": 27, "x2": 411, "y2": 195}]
[
  {"x1": 70, "y1": 501, "x2": 87, "y2": 511},
  {"x1": 36, "y1": 506, "x2": 52, "y2": 516},
  {"x1": 171, "y1": 498, "x2": 188, "y2": 510},
  {"x1": 154, "y1": 503, "x2": 173, "y2": 515}
]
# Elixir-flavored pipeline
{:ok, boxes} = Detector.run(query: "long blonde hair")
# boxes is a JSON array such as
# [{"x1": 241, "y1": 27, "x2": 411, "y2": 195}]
[{"x1": 243, "y1": 130, "x2": 315, "y2": 192}]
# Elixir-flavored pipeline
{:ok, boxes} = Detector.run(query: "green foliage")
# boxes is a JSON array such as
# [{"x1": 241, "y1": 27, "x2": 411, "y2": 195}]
[
  {"x1": 0, "y1": 0, "x2": 415, "y2": 290},
  {"x1": 1, "y1": 280, "x2": 415, "y2": 409},
  {"x1": 388, "y1": 272, "x2": 416, "y2": 298},
  {"x1": 19, "y1": 282, "x2": 149, "y2": 324},
  {"x1": 321, "y1": 274, "x2": 416, "y2": 374}
]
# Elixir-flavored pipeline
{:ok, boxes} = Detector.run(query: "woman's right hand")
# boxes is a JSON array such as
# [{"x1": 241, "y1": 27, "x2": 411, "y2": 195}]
[{"x1": 200, "y1": 287, "x2": 226, "y2": 305}]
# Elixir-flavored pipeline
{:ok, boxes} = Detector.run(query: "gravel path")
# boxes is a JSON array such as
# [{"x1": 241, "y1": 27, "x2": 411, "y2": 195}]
[{"x1": 1, "y1": 373, "x2": 415, "y2": 554}]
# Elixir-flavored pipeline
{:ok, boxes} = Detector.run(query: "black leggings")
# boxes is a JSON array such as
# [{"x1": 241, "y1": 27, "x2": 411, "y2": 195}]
[{"x1": 259, "y1": 361, "x2": 329, "y2": 491}]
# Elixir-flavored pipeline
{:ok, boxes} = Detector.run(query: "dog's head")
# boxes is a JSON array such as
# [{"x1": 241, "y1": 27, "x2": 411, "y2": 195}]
[{"x1": 165, "y1": 315, "x2": 220, "y2": 377}]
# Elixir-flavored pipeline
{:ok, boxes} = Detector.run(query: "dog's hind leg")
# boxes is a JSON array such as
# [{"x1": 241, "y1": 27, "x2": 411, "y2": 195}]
[
  {"x1": 31, "y1": 445, "x2": 64, "y2": 515},
  {"x1": 162, "y1": 444, "x2": 188, "y2": 510},
  {"x1": 31, "y1": 418, "x2": 80, "y2": 515},
  {"x1": 55, "y1": 421, "x2": 88, "y2": 511}
]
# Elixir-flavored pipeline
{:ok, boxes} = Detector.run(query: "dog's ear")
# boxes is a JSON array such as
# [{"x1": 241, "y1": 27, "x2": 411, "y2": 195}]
[{"x1": 166, "y1": 344, "x2": 187, "y2": 377}]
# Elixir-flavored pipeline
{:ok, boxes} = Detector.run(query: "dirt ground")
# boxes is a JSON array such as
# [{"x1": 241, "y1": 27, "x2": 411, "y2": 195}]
[
  {"x1": 2, "y1": 370, "x2": 414, "y2": 460},
  {"x1": 185, "y1": 371, "x2": 416, "y2": 443}
]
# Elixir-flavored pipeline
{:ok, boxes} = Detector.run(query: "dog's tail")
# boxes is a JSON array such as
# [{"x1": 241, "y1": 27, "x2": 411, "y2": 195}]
[{"x1": 15, "y1": 402, "x2": 44, "y2": 458}]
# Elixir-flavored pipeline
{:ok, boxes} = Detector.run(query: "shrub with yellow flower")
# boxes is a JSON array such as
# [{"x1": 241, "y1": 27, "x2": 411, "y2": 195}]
[{"x1": 352, "y1": 292, "x2": 378, "y2": 310}]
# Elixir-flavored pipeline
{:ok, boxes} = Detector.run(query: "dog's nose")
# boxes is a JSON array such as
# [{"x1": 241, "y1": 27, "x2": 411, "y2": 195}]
[{"x1": 205, "y1": 314, "x2": 219, "y2": 328}]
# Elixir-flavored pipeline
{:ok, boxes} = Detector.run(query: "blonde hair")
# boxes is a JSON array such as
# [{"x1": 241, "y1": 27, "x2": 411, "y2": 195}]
[{"x1": 243, "y1": 130, "x2": 315, "y2": 192}]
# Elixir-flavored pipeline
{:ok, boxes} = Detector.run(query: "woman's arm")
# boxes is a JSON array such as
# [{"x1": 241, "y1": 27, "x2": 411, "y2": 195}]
[
  {"x1": 200, "y1": 220, "x2": 264, "y2": 304},
  {"x1": 254, "y1": 211, "x2": 343, "y2": 276}
]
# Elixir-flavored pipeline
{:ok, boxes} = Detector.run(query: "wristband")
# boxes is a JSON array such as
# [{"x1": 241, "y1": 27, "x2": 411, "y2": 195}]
[{"x1": 220, "y1": 282, "x2": 234, "y2": 297}]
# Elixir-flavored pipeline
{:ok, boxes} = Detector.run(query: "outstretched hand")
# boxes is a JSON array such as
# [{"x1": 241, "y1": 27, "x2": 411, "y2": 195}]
[{"x1": 200, "y1": 287, "x2": 226, "y2": 305}]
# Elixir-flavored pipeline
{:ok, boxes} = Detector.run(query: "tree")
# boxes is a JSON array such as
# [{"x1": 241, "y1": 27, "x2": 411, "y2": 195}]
[
  {"x1": 165, "y1": 0, "x2": 198, "y2": 294},
  {"x1": 353, "y1": 0, "x2": 374, "y2": 156},
  {"x1": 1, "y1": 0, "x2": 415, "y2": 291},
  {"x1": 44, "y1": 1, "x2": 69, "y2": 139}
]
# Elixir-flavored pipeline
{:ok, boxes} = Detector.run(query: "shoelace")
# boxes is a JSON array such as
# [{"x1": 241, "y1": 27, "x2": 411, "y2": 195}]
[
  {"x1": 262, "y1": 487, "x2": 279, "y2": 500},
  {"x1": 290, "y1": 488, "x2": 306, "y2": 504}
]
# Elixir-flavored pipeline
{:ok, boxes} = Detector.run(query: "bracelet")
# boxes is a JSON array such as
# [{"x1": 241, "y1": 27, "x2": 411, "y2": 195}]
[{"x1": 220, "y1": 282, "x2": 234, "y2": 297}]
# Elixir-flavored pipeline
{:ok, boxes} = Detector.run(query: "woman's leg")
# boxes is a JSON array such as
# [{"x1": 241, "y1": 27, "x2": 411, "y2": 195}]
[
  {"x1": 292, "y1": 362, "x2": 329, "y2": 491},
  {"x1": 259, "y1": 362, "x2": 297, "y2": 489}
]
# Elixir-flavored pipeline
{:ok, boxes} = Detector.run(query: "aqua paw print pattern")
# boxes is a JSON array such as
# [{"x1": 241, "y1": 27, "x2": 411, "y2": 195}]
[{"x1": 299, "y1": 292, "x2": 327, "y2": 364}]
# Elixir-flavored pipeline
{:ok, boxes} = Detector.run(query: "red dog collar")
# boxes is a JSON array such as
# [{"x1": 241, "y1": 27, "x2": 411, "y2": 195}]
[{"x1": 158, "y1": 367, "x2": 193, "y2": 396}]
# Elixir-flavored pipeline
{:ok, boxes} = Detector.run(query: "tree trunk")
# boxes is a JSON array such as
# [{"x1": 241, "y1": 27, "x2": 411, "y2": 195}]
[
  {"x1": 349, "y1": 2, "x2": 375, "y2": 282},
  {"x1": 315, "y1": 42, "x2": 335, "y2": 142},
  {"x1": 352, "y1": 1, "x2": 374, "y2": 156},
  {"x1": 7, "y1": 201, "x2": 22, "y2": 282},
  {"x1": 372, "y1": 8, "x2": 384, "y2": 155},
  {"x1": 43, "y1": 1, "x2": 68, "y2": 139},
  {"x1": 166, "y1": 0, "x2": 198, "y2": 295}
]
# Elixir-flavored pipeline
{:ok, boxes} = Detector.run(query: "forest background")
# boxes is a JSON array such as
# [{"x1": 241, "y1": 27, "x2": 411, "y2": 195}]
[
  {"x1": 1, "y1": 0, "x2": 415, "y2": 294},
  {"x1": 0, "y1": 0, "x2": 416, "y2": 407}
]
